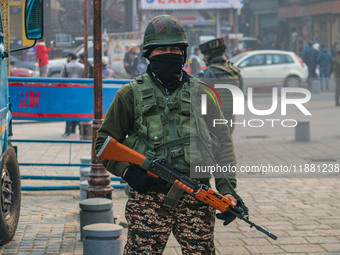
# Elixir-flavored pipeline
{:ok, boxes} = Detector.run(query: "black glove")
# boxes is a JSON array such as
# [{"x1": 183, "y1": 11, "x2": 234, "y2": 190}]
[
  {"x1": 122, "y1": 164, "x2": 155, "y2": 194},
  {"x1": 216, "y1": 200, "x2": 249, "y2": 226},
  {"x1": 216, "y1": 210, "x2": 237, "y2": 226}
]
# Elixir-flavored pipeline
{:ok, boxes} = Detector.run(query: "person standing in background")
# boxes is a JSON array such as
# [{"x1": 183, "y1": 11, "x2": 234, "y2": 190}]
[
  {"x1": 123, "y1": 46, "x2": 131, "y2": 68},
  {"x1": 60, "y1": 53, "x2": 84, "y2": 78},
  {"x1": 130, "y1": 46, "x2": 148, "y2": 78},
  {"x1": 331, "y1": 42, "x2": 338, "y2": 57},
  {"x1": 303, "y1": 42, "x2": 319, "y2": 90},
  {"x1": 61, "y1": 53, "x2": 84, "y2": 137},
  {"x1": 199, "y1": 38, "x2": 242, "y2": 134},
  {"x1": 317, "y1": 45, "x2": 333, "y2": 91},
  {"x1": 35, "y1": 38, "x2": 53, "y2": 77},
  {"x1": 102, "y1": 57, "x2": 116, "y2": 79},
  {"x1": 79, "y1": 54, "x2": 94, "y2": 78},
  {"x1": 188, "y1": 47, "x2": 201, "y2": 77},
  {"x1": 124, "y1": 46, "x2": 138, "y2": 77}
]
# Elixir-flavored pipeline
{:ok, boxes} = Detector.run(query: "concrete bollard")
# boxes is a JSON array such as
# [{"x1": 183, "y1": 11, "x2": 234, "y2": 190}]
[
  {"x1": 295, "y1": 120, "x2": 310, "y2": 142},
  {"x1": 79, "y1": 198, "x2": 114, "y2": 240},
  {"x1": 80, "y1": 157, "x2": 91, "y2": 199},
  {"x1": 83, "y1": 223, "x2": 123, "y2": 255},
  {"x1": 80, "y1": 167, "x2": 91, "y2": 182},
  {"x1": 80, "y1": 180, "x2": 88, "y2": 201},
  {"x1": 80, "y1": 156, "x2": 91, "y2": 164},
  {"x1": 311, "y1": 80, "x2": 320, "y2": 93}
]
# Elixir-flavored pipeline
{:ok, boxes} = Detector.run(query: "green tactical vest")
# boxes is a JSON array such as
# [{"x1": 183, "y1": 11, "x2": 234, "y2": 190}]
[{"x1": 122, "y1": 74, "x2": 220, "y2": 177}]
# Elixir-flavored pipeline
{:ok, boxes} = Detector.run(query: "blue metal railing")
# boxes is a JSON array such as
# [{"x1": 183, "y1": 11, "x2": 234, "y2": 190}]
[
  {"x1": 10, "y1": 139, "x2": 92, "y2": 143},
  {"x1": 11, "y1": 139, "x2": 126, "y2": 191},
  {"x1": 21, "y1": 175, "x2": 122, "y2": 181},
  {"x1": 10, "y1": 139, "x2": 91, "y2": 167},
  {"x1": 21, "y1": 184, "x2": 126, "y2": 191}
]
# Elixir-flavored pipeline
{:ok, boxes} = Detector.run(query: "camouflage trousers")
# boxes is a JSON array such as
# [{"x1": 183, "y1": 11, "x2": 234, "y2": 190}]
[{"x1": 124, "y1": 189, "x2": 216, "y2": 255}]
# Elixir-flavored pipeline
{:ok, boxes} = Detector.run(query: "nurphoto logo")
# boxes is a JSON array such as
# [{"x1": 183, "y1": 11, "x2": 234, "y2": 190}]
[{"x1": 201, "y1": 84, "x2": 312, "y2": 128}]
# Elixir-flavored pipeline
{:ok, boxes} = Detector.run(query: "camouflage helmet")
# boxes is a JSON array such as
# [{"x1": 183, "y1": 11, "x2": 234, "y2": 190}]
[
  {"x1": 199, "y1": 38, "x2": 226, "y2": 58},
  {"x1": 143, "y1": 15, "x2": 188, "y2": 49}
]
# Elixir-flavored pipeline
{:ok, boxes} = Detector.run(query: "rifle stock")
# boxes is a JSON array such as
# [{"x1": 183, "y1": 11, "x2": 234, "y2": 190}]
[{"x1": 97, "y1": 136, "x2": 146, "y2": 166}]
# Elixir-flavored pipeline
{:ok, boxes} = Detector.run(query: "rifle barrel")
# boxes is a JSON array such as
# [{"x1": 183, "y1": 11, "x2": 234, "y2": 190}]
[
  {"x1": 253, "y1": 224, "x2": 278, "y2": 240},
  {"x1": 243, "y1": 217, "x2": 278, "y2": 240}
]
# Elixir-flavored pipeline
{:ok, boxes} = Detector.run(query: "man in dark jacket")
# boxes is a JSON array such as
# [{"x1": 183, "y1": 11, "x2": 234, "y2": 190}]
[
  {"x1": 199, "y1": 38, "x2": 242, "y2": 134},
  {"x1": 303, "y1": 42, "x2": 319, "y2": 90},
  {"x1": 79, "y1": 54, "x2": 94, "y2": 78},
  {"x1": 61, "y1": 53, "x2": 84, "y2": 137},
  {"x1": 188, "y1": 47, "x2": 201, "y2": 77},
  {"x1": 317, "y1": 45, "x2": 333, "y2": 90}
]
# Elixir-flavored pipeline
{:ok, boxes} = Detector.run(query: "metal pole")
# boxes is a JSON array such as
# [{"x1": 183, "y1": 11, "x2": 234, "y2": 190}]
[
  {"x1": 44, "y1": 0, "x2": 51, "y2": 56},
  {"x1": 85, "y1": 0, "x2": 112, "y2": 199},
  {"x1": 84, "y1": 0, "x2": 89, "y2": 78},
  {"x1": 132, "y1": 0, "x2": 137, "y2": 32},
  {"x1": 216, "y1": 9, "x2": 221, "y2": 37}
]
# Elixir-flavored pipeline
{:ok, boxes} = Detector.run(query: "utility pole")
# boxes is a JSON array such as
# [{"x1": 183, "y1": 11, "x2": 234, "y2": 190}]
[
  {"x1": 44, "y1": 0, "x2": 52, "y2": 56},
  {"x1": 85, "y1": 0, "x2": 113, "y2": 199},
  {"x1": 83, "y1": 0, "x2": 89, "y2": 78},
  {"x1": 216, "y1": 9, "x2": 221, "y2": 37}
]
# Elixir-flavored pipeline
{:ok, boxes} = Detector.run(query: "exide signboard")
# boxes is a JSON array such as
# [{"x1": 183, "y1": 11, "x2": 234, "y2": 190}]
[{"x1": 141, "y1": 0, "x2": 243, "y2": 10}]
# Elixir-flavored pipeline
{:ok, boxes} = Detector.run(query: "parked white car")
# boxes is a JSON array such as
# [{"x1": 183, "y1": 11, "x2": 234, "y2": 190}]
[{"x1": 230, "y1": 50, "x2": 307, "y2": 88}]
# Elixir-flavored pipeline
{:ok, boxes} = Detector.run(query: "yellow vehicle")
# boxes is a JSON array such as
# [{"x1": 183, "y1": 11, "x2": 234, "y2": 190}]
[{"x1": 0, "y1": 0, "x2": 43, "y2": 245}]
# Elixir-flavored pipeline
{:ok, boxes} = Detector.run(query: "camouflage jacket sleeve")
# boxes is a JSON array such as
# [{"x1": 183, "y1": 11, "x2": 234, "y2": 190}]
[
  {"x1": 95, "y1": 83, "x2": 134, "y2": 177},
  {"x1": 200, "y1": 85, "x2": 237, "y2": 195},
  {"x1": 198, "y1": 68, "x2": 214, "y2": 79}
]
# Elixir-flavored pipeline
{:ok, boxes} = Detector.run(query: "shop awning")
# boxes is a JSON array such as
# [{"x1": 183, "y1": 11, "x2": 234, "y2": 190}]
[
  {"x1": 278, "y1": 0, "x2": 340, "y2": 18},
  {"x1": 140, "y1": 0, "x2": 244, "y2": 10}
]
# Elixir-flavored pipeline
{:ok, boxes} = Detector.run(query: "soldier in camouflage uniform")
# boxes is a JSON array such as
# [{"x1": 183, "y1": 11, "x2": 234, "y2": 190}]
[
  {"x1": 95, "y1": 15, "x2": 241, "y2": 254},
  {"x1": 199, "y1": 38, "x2": 242, "y2": 134}
]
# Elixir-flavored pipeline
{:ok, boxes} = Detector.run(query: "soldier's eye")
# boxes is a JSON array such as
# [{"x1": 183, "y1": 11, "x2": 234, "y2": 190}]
[{"x1": 170, "y1": 47, "x2": 182, "y2": 54}]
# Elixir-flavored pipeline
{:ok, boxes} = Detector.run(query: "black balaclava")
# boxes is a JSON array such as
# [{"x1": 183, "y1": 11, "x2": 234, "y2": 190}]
[{"x1": 148, "y1": 53, "x2": 185, "y2": 90}]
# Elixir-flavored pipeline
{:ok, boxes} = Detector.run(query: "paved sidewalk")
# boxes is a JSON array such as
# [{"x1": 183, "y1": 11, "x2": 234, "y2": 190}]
[{"x1": 1, "y1": 88, "x2": 340, "y2": 254}]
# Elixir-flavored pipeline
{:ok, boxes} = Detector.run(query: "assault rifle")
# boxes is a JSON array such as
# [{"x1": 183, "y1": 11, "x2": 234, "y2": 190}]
[{"x1": 97, "y1": 136, "x2": 277, "y2": 240}]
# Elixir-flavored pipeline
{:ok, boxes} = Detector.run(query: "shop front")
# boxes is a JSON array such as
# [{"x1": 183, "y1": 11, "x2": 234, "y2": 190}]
[
  {"x1": 138, "y1": 0, "x2": 244, "y2": 54},
  {"x1": 278, "y1": 0, "x2": 340, "y2": 52}
]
